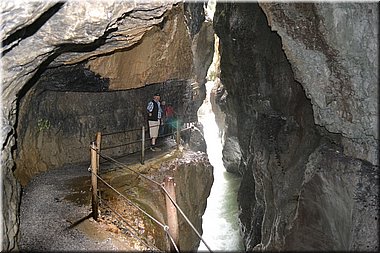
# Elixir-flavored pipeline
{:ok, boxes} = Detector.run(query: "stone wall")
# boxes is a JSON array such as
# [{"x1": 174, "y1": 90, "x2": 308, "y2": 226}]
[
  {"x1": 1, "y1": 1, "x2": 214, "y2": 251},
  {"x1": 15, "y1": 78, "x2": 191, "y2": 186},
  {"x1": 86, "y1": 6, "x2": 193, "y2": 90},
  {"x1": 260, "y1": 2, "x2": 378, "y2": 166},
  {"x1": 214, "y1": 2, "x2": 378, "y2": 251},
  {"x1": 99, "y1": 149, "x2": 213, "y2": 251}
]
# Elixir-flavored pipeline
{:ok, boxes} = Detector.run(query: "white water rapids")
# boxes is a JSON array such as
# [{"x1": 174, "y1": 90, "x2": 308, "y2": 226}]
[{"x1": 197, "y1": 80, "x2": 244, "y2": 252}]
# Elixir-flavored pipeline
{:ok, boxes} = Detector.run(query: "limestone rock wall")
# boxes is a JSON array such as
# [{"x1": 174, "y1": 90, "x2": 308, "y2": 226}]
[
  {"x1": 214, "y1": 2, "x2": 378, "y2": 251},
  {"x1": 2, "y1": 2, "x2": 176, "y2": 250},
  {"x1": 173, "y1": 151, "x2": 214, "y2": 250},
  {"x1": 260, "y1": 2, "x2": 378, "y2": 166},
  {"x1": 101, "y1": 149, "x2": 213, "y2": 251},
  {"x1": 14, "y1": 80, "x2": 189, "y2": 186},
  {"x1": 86, "y1": 6, "x2": 193, "y2": 90},
  {"x1": 1, "y1": 1, "x2": 214, "y2": 251}
]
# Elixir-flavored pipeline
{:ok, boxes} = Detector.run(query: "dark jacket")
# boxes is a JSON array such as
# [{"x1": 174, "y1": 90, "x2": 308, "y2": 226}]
[{"x1": 147, "y1": 100, "x2": 159, "y2": 121}]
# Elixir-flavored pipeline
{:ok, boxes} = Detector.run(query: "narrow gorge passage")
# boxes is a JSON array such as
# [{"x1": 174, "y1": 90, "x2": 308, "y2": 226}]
[
  {"x1": 197, "y1": 80, "x2": 244, "y2": 252},
  {"x1": 2, "y1": 1, "x2": 378, "y2": 252}
]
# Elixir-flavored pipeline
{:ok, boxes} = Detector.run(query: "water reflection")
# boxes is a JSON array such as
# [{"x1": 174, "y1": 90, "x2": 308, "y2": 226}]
[{"x1": 197, "y1": 81, "x2": 244, "y2": 252}]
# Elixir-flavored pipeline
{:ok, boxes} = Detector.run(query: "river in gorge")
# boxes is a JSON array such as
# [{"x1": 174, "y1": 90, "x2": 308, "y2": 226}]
[{"x1": 197, "y1": 80, "x2": 245, "y2": 252}]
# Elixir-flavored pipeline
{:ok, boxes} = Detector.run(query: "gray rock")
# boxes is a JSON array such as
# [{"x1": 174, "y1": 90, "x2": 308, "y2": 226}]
[
  {"x1": 260, "y1": 2, "x2": 378, "y2": 165},
  {"x1": 222, "y1": 136, "x2": 242, "y2": 175},
  {"x1": 1, "y1": 1, "x2": 213, "y2": 251},
  {"x1": 214, "y1": 2, "x2": 378, "y2": 251}
]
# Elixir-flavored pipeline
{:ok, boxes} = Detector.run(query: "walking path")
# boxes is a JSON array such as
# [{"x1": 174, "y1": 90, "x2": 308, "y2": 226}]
[
  {"x1": 18, "y1": 139, "x2": 176, "y2": 251},
  {"x1": 18, "y1": 163, "x2": 133, "y2": 251}
]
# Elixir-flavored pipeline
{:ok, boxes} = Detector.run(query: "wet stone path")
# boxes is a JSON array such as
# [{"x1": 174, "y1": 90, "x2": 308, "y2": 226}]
[{"x1": 18, "y1": 139, "x2": 177, "y2": 251}]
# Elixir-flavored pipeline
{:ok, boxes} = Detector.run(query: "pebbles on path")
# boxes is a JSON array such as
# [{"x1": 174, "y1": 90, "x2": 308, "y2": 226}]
[{"x1": 18, "y1": 164, "x2": 130, "y2": 251}]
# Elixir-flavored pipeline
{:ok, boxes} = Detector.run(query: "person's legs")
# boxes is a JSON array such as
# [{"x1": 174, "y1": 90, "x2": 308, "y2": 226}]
[
  {"x1": 167, "y1": 117, "x2": 173, "y2": 134},
  {"x1": 159, "y1": 120, "x2": 165, "y2": 136},
  {"x1": 148, "y1": 120, "x2": 160, "y2": 150}
]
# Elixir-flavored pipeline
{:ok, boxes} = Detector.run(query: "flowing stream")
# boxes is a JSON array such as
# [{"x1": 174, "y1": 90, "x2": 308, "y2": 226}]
[{"x1": 197, "y1": 80, "x2": 244, "y2": 252}]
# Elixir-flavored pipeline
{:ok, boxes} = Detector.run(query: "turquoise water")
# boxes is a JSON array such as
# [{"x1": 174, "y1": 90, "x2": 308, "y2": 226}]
[{"x1": 197, "y1": 81, "x2": 244, "y2": 252}]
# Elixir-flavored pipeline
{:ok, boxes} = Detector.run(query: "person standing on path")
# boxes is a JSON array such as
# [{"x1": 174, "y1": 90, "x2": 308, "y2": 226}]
[
  {"x1": 159, "y1": 100, "x2": 166, "y2": 136},
  {"x1": 147, "y1": 93, "x2": 163, "y2": 151},
  {"x1": 164, "y1": 102, "x2": 175, "y2": 135}
]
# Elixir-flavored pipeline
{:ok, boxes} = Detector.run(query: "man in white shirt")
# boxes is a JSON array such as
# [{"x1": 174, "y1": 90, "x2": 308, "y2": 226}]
[{"x1": 146, "y1": 93, "x2": 163, "y2": 151}]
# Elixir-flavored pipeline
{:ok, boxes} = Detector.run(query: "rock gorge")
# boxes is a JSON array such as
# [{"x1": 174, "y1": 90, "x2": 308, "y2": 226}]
[
  {"x1": 2, "y1": 1, "x2": 214, "y2": 250},
  {"x1": 214, "y1": 2, "x2": 378, "y2": 251},
  {"x1": 1, "y1": 1, "x2": 378, "y2": 252}
]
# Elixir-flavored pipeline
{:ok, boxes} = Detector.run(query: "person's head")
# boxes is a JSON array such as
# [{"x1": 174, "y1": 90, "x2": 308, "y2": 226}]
[
  {"x1": 153, "y1": 93, "x2": 160, "y2": 101},
  {"x1": 161, "y1": 100, "x2": 166, "y2": 105}
]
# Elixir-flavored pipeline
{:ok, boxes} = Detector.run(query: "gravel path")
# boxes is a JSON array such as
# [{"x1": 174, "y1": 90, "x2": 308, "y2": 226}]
[
  {"x1": 18, "y1": 163, "x2": 130, "y2": 251},
  {"x1": 18, "y1": 139, "x2": 178, "y2": 251}
]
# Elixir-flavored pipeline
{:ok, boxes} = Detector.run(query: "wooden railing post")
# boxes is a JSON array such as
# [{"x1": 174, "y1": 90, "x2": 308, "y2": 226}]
[
  {"x1": 163, "y1": 176, "x2": 179, "y2": 251},
  {"x1": 96, "y1": 132, "x2": 101, "y2": 172},
  {"x1": 176, "y1": 120, "x2": 180, "y2": 150},
  {"x1": 90, "y1": 141, "x2": 99, "y2": 220},
  {"x1": 141, "y1": 125, "x2": 145, "y2": 164},
  {"x1": 95, "y1": 132, "x2": 102, "y2": 202}
]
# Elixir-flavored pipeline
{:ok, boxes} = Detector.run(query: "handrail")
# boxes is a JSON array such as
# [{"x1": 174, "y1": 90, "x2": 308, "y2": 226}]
[
  {"x1": 99, "y1": 119, "x2": 194, "y2": 140},
  {"x1": 98, "y1": 123, "x2": 195, "y2": 162},
  {"x1": 88, "y1": 162, "x2": 179, "y2": 252},
  {"x1": 88, "y1": 120, "x2": 211, "y2": 252},
  {"x1": 98, "y1": 197, "x2": 162, "y2": 251},
  {"x1": 101, "y1": 139, "x2": 143, "y2": 151},
  {"x1": 88, "y1": 166, "x2": 168, "y2": 228},
  {"x1": 89, "y1": 143, "x2": 213, "y2": 252},
  {"x1": 101, "y1": 127, "x2": 141, "y2": 136}
]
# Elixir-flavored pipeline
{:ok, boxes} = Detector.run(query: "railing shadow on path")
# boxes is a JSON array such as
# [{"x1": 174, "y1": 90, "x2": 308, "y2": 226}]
[{"x1": 82, "y1": 120, "x2": 213, "y2": 252}]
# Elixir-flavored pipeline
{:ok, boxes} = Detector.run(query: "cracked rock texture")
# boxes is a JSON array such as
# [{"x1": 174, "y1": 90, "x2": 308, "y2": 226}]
[
  {"x1": 1, "y1": 1, "x2": 378, "y2": 252},
  {"x1": 260, "y1": 2, "x2": 378, "y2": 166},
  {"x1": 1, "y1": 1, "x2": 214, "y2": 251},
  {"x1": 214, "y1": 2, "x2": 378, "y2": 251}
]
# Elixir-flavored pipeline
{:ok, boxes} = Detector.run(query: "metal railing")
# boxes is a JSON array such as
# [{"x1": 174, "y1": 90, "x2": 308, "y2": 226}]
[
  {"x1": 96, "y1": 120, "x2": 194, "y2": 166},
  {"x1": 87, "y1": 121, "x2": 212, "y2": 252}
]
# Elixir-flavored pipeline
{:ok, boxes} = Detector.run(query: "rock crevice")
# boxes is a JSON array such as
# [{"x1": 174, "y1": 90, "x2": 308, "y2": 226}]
[
  {"x1": 1, "y1": 1, "x2": 213, "y2": 250},
  {"x1": 213, "y1": 2, "x2": 378, "y2": 251}
]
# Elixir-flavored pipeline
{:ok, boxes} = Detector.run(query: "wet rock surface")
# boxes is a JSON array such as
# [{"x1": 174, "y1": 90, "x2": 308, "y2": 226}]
[
  {"x1": 260, "y1": 3, "x2": 378, "y2": 153},
  {"x1": 284, "y1": 142, "x2": 379, "y2": 251},
  {"x1": 214, "y1": 2, "x2": 378, "y2": 251},
  {"x1": 19, "y1": 164, "x2": 130, "y2": 251},
  {"x1": 19, "y1": 142, "x2": 213, "y2": 252},
  {"x1": 2, "y1": 2, "x2": 214, "y2": 249},
  {"x1": 3, "y1": 1, "x2": 378, "y2": 251},
  {"x1": 15, "y1": 79, "x2": 191, "y2": 186}
]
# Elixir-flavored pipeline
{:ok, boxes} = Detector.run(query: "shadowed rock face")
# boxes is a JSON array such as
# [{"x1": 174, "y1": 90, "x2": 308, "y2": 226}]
[
  {"x1": 98, "y1": 149, "x2": 213, "y2": 251},
  {"x1": 213, "y1": 2, "x2": 378, "y2": 251},
  {"x1": 14, "y1": 78, "x2": 192, "y2": 186},
  {"x1": 1, "y1": 1, "x2": 378, "y2": 252},
  {"x1": 1, "y1": 1, "x2": 214, "y2": 251}
]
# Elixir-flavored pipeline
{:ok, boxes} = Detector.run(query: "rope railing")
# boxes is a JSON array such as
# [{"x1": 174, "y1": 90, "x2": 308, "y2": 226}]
[
  {"x1": 101, "y1": 121, "x2": 169, "y2": 138},
  {"x1": 97, "y1": 121, "x2": 196, "y2": 166},
  {"x1": 89, "y1": 154, "x2": 179, "y2": 252},
  {"x1": 89, "y1": 165, "x2": 167, "y2": 228},
  {"x1": 165, "y1": 226, "x2": 180, "y2": 253},
  {"x1": 101, "y1": 127, "x2": 171, "y2": 151},
  {"x1": 91, "y1": 171, "x2": 177, "y2": 252},
  {"x1": 88, "y1": 140, "x2": 213, "y2": 252},
  {"x1": 101, "y1": 139, "x2": 143, "y2": 151},
  {"x1": 101, "y1": 127, "x2": 142, "y2": 136},
  {"x1": 97, "y1": 196, "x2": 161, "y2": 251}
]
